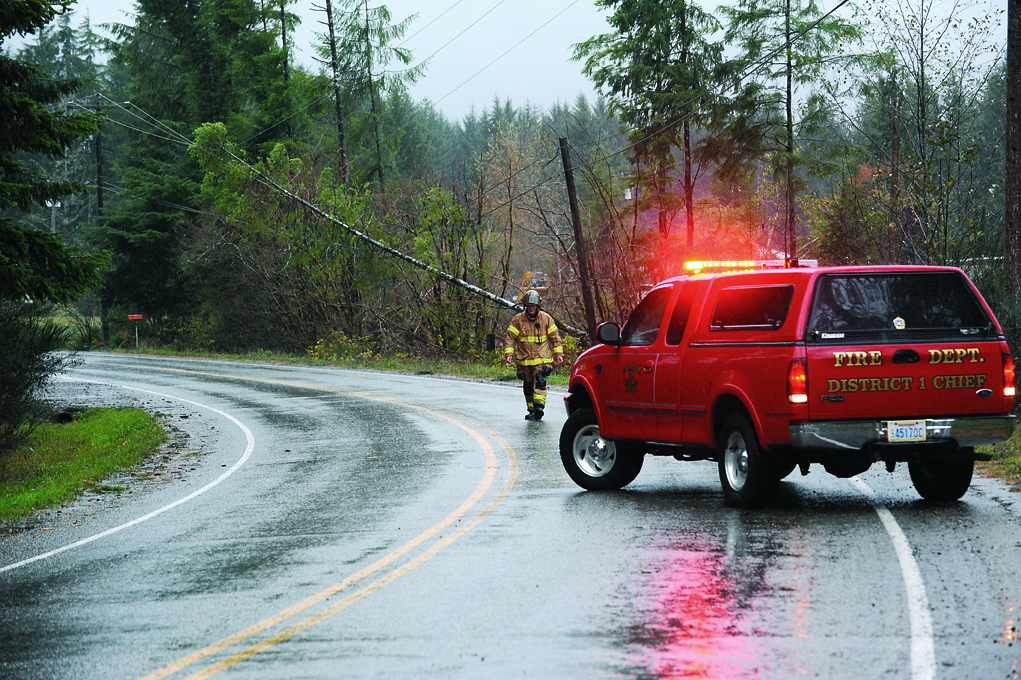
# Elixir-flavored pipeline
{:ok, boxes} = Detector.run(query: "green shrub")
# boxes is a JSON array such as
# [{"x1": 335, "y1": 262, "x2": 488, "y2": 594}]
[
  {"x1": 0, "y1": 301, "x2": 71, "y2": 456},
  {"x1": 307, "y1": 330, "x2": 371, "y2": 362}
]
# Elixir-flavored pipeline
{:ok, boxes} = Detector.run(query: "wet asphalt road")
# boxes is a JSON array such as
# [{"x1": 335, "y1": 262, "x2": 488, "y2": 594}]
[{"x1": 1, "y1": 353, "x2": 1019, "y2": 680}]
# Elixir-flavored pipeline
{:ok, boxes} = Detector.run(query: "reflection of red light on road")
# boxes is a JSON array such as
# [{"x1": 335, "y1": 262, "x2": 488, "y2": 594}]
[{"x1": 637, "y1": 548, "x2": 754, "y2": 678}]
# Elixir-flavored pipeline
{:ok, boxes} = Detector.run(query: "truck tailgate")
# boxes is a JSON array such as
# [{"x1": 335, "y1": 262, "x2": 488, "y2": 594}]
[{"x1": 807, "y1": 340, "x2": 1005, "y2": 420}]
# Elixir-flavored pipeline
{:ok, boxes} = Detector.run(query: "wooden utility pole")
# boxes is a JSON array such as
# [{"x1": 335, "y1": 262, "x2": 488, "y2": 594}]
[
  {"x1": 559, "y1": 138, "x2": 598, "y2": 340},
  {"x1": 1008, "y1": 0, "x2": 1021, "y2": 294}
]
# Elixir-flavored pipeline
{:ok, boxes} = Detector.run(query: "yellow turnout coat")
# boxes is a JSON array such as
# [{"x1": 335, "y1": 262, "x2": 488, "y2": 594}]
[{"x1": 504, "y1": 310, "x2": 564, "y2": 366}]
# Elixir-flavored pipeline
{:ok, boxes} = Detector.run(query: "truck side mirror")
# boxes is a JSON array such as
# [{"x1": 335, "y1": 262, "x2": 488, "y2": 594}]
[{"x1": 596, "y1": 322, "x2": 620, "y2": 346}]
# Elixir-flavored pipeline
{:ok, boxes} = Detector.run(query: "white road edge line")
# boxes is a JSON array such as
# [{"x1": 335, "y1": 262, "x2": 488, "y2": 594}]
[
  {"x1": 851, "y1": 477, "x2": 936, "y2": 680},
  {"x1": 0, "y1": 379, "x2": 256, "y2": 574}
]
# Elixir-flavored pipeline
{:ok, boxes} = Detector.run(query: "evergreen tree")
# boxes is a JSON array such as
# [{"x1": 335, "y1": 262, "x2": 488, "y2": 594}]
[
  {"x1": 854, "y1": 0, "x2": 1004, "y2": 266},
  {"x1": 721, "y1": 0, "x2": 861, "y2": 260},
  {"x1": 1, "y1": 0, "x2": 105, "y2": 303},
  {"x1": 574, "y1": 0, "x2": 724, "y2": 245},
  {"x1": 89, "y1": 0, "x2": 298, "y2": 320},
  {"x1": 314, "y1": 0, "x2": 423, "y2": 190},
  {"x1": 15, "y1": 10, "x2": 107, "y2": 247}
]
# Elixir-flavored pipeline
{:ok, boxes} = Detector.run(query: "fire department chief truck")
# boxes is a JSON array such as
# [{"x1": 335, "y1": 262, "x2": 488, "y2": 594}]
[{"x1": 560, "y1": 261, "x2": 1017, "y2": 507}]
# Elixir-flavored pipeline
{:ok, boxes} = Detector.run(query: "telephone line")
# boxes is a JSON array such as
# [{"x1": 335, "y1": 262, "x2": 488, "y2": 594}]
[
  {"x1": 412, "y1": 0, "x2": 510, "y2": 71},
  {"x1": 397, "y1": 0, "x2": 467, "y2": 47},
  {"x1": 433, "y1": 0, "x2": 580, "y2": 107}
]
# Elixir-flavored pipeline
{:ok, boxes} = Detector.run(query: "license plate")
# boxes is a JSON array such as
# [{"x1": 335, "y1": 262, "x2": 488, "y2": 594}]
[{"x1": 888, "y1": 420, "x2": 926, "y2": 443}]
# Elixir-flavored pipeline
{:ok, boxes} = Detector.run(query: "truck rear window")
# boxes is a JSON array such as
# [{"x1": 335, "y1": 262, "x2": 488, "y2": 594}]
[
  {"x1": 806, "y1": 272, "x2": 993, "y2": 343},
  {"x1": 710, "y1": 285, "x2": 795, "y2": 330}
]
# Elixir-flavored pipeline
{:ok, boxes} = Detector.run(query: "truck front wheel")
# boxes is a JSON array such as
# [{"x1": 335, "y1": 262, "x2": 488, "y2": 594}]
[
  {"x1": 908, "y1": 458, "x2": 973, "y2": 501},
  {"x1": 560, "y1": 408, "x2": 643, "y2": 490},
  {"x1": 718, "y1": 413, "x2": 772, "y2": 508}
]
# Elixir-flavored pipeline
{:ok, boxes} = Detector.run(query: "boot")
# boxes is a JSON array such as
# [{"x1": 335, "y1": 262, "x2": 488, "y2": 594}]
[{"x1": 532, "y1": 403, "x2": 544, "y2": 420}]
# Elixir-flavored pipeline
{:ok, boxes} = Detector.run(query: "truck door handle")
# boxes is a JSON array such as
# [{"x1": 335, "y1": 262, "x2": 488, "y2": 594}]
[
  {"x1": 893, "y1": 349, "x2": 920, "y2": 364},
  {"x1": 643, "y1": 362, "x2": 654, "y2": 372}
]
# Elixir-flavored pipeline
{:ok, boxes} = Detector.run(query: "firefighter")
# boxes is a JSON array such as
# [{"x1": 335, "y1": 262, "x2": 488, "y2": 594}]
[{"x1": 504, "y1": 289, "x2": 564, "y2": 420}]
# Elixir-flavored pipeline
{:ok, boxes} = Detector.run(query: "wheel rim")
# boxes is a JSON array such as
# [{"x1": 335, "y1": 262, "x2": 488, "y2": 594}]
[
  {"x1": 573, "y1": 423, "x2": 617, "y2": 477},
  {"x1": 723, "y1": 430, "x2": 749, "y2": 491}
]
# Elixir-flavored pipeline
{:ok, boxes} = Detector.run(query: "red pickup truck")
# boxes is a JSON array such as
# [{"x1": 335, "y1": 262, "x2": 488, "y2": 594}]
[{"x1": 560, "y1": 263, "x2": 1017, "y2": 507}]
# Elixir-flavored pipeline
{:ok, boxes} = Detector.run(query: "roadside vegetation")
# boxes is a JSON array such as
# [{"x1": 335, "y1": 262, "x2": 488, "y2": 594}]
[
  {"x1": 980, "y1": 433, "x2": 1021, "y2": 492},
  {"x1": 0, "y1": 408, "x2": 166, "y2": 523}
]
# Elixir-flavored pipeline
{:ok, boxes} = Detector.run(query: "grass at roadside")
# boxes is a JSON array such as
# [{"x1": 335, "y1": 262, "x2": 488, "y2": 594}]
[
  {"x1": 0, "y1": 408, "x2": 167, "y2": 523},
  {"x1": 978, "y1": 430, "x2": 1021, "y2": 492}
]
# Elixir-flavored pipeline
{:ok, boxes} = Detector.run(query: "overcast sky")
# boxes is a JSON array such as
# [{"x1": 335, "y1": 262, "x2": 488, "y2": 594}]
[{"x1": 36, "y1": 0, "x2": 612, "y2": 122}]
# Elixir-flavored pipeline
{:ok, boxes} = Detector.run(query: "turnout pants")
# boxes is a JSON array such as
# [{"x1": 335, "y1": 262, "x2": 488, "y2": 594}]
[{"x1": 517, "y1": 364, "x2": 549, "y2": 412}]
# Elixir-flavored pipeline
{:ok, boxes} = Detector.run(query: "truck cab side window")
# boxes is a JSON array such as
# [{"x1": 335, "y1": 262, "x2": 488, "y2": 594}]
[
  {"x1": 620, "y1": 287, "x2": 672, "y2": 346},
  {"x1": 665, "y1": 282, "x2": 695, "y2": 345}
]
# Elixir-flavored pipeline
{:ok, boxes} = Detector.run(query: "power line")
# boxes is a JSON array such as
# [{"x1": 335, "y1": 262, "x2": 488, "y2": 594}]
[
  {"x1": 433, "y1": 0, "x2": 581, "y2": 107},
  {"x1": 397, "y1": 0, "x2": 468, "y2": 48},
  {"x1": 103, "y1": 95, "x2": 194, "y2": 147},
  {"x1": 101, "y1": 117, "x2": 189, "y2": 148},
  {"x1": 339, "y1": 0, "x2": 585, "y2": 164},
  {"x1": 477, "y1": 173, "x2": 562, "y2": 220},
  {"x1": 240, "y1": 91, "x2": 335, "y2": 145},
  {"x1": 87, "y1": 180, "x2": 207, "y2": 215},
  {"x1": 412, "y1": 0, "x2": 510, "y2": 71}
]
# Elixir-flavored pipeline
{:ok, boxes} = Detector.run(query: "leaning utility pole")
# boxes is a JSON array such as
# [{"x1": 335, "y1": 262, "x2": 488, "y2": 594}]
[
  {"x1": 559, "y1": 137, "x2": 598, "y2": 340},
  {"x1": 204, "y1": 141, "x2": 587, "y2": 337}
]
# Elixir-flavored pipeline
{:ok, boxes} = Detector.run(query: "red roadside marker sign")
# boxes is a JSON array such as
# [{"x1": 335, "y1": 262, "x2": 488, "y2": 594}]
[{"x1": 128, "y1": 314, "x2": 143, "y2": 320}]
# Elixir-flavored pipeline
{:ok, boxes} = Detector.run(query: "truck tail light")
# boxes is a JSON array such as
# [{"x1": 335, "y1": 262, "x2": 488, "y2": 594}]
[
  {"x1": 1005, "y1": 353, "x2": 1016, "y2": 398},
  {"x1": 787, "y1": 359, "x2": 808, "y2": 404}
]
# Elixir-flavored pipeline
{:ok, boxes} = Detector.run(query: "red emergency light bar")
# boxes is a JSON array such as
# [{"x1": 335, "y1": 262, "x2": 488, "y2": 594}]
[{"x1": 684, "y1": 259, "x2": 818, "y2": 275}]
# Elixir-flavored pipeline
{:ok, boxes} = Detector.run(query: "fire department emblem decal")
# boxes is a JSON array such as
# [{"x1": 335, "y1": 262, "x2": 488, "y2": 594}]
[{"x1": 622, "y1": 362, "x2": 641, "y2": 393}]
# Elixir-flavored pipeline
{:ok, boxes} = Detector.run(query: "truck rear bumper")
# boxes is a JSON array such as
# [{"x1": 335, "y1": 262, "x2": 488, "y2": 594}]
[{"x1": 789, "y1": 415, "x2": 1016, "y2": 452}]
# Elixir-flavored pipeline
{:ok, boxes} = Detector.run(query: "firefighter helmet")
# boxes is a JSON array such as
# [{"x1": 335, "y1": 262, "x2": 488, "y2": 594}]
[{"x1": 522, "y1": 289, "x2": 541, "y2": 306}]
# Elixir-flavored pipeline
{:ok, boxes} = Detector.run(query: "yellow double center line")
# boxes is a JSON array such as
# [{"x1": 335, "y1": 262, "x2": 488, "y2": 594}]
[{"x1": 107, "y1": 364, "x2": 518, "y2": 680}]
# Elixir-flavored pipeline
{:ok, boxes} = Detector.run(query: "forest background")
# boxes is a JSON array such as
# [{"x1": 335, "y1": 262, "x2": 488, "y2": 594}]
[{"x1": 3, "y1": 0, "x2": 1017, "y2": 367}]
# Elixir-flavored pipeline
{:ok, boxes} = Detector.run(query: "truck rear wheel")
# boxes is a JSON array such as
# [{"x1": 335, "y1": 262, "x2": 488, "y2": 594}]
[
  {"x1": 908, "y1": 458, "x2": 973, "y2": 501},
  {"x1": 560, "y1": 408, "x2": 643, "y2": 490},
  {"x1": 718, "y1": 413, "x2": 771, "y2": 508}
]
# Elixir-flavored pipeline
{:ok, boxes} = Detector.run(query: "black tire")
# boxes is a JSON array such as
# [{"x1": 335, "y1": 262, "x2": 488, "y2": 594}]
[
  {"x1": 559, "y1": 408, "x2": 643, "y2": 490},
  {"x1": 717, "y1": 413, "x2": 772, "y2": 508},
  {"x1": 908, "y1": 458, "x2": 974, "y2": 501}
]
